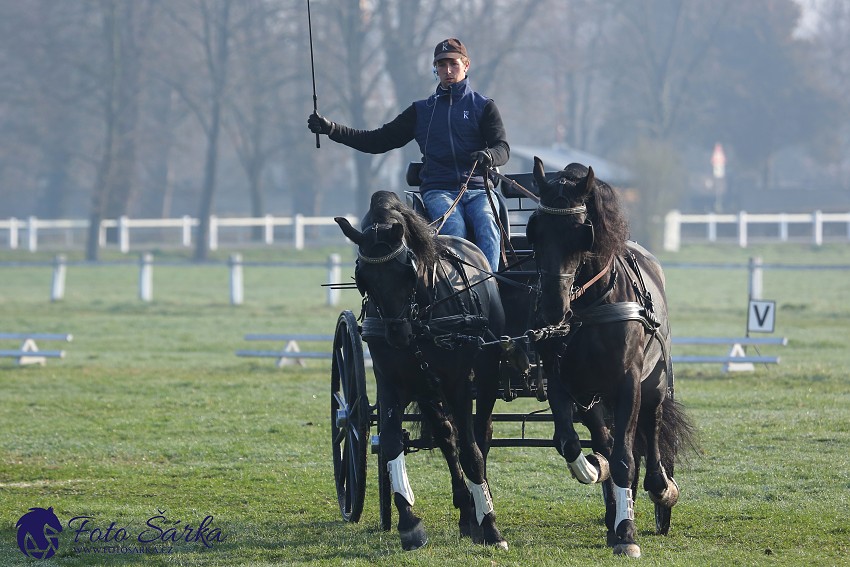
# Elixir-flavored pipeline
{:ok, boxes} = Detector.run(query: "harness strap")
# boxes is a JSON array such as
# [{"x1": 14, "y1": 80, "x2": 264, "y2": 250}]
[
  {"x1": 570, "y1": 256, "x2": 614, "y2": 302},
  {"x1": 482, "y1": 171, "x2": 516, "y2": 269}
]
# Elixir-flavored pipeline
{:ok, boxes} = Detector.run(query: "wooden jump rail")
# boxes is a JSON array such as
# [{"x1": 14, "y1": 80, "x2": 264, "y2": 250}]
[
  {"x1": 672, "y1": 336, "x2": 788, "y2": 371},
  {"x1": 236, "y1": 334, "x2": 372, "y2": 368},
  {"x1": 0, "y1": 333, "x2": 73, "y2": 366}
]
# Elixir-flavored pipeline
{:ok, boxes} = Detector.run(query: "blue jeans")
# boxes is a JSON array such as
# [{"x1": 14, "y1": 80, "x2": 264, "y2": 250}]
[{"x1": 422, "y1": 189, "x2": 501, "y2": 271}]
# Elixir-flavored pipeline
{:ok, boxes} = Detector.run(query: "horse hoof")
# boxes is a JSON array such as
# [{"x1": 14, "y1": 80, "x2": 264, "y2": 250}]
[
  {"x1": 587, "y1": 453, "x2": 610, "y2": 482},
  {"x1": 490, "y1": 539, "x2": 509, "y2": 551},
  {"x1": 613, "y1": 542, "x2": 641, "y2": 558},
  {"x1": 649, "y1": 477, "x2": 679, "y2": 508},
  {"x1": 400, "y1": 519, "x2": 428, "y2": 551}
]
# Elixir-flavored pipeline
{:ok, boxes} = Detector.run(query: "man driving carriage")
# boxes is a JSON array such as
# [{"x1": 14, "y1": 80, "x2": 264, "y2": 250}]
[{"x1": 308, "y1": 38, "x2": 509, "y2": 272}]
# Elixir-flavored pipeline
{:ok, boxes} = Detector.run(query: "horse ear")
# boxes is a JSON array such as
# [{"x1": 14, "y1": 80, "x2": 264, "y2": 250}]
[
  {"x1": 335, "y1": 217, "x2": 363, "y2": 244},
  {"x1": 576, "y1": 166, "x2": 595, "y2": 198},
  {"x1": 532, "y1": 156, "x2": 548, "y2": 191}
]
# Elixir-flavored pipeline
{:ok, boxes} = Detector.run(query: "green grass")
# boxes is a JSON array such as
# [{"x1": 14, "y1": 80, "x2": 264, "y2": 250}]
[{"x1": 1, "y1": 243, "x2": 849, "y2": 565}]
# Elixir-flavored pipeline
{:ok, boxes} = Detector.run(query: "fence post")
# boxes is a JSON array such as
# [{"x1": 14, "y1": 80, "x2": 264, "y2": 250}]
[
  {"x1": 327, "y1": 253, "x2": 341, "y2": 306},
  {"x1": 294, "y1": 214, "x2": 305, "y2": 250},
  {"x1": 27, "y1": 216, "x2": 38, "y2": 252},
  {"x1": 707, "y1": 212, "x2": 717, "y2": 242},
  {"x1": 139, "y1": 253, "x2": 153, "y2": 302},
  {"x1": 748, "y1": 256, "x2": 762, "y2": 300},
  {"x1": 229, "y1": 253, "x2": 244, "y2": 305},
  {"x1": 738, "y1": 211, "x2": 748, "y2": 248},
  {"x1": 9, "y1": 217, "x2": 18, "y2": 249},
  {"x1": 99, "y1": 220, "x2": 107, "y2": 249},
  {"x1": 264, "y1": 214, "x2": 274, "y2": 244},
  {"x1": 779, "y1": 213, "x2": 788, "y2": 241},
  {"x1": 51, "y1": 254, "x2": 67, "y2": 302},
  {"x1": 813, "y1": 210, "x2": 823, "y2": 246},
  {"x1": 662, "y1": 210, "x2": 680, "y2": 252},
  {"x1": 209, "y1": 215, "x2": 218, "y2": 251},
  {"x1": 182, "y1": 215, "x2": 192, "y2": 247},
  {"x1": 119, "y1": 215, "x2": 130, "y2": 253}
]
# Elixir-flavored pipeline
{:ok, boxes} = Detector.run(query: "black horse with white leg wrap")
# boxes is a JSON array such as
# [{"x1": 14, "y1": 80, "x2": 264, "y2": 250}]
[{"x1": 335, "y1": 190, "x2": 508, "y2": 551}]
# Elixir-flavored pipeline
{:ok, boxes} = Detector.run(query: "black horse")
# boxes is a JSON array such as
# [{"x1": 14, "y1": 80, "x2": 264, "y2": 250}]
[
  {"x1": 526, "y1": 158, "x2": 694, "y2": 558},
  {"x1": 335, "y1": 191, "x2": 508, "y2": 551}
]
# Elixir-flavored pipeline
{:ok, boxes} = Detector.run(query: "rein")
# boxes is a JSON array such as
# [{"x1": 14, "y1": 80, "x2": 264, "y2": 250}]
[
  {"x1": 570, "y1": 256, "x2": 614, "y2": 302},
  {"x1": 431, "y1": 160, "x2": 479, "y2": 235}
]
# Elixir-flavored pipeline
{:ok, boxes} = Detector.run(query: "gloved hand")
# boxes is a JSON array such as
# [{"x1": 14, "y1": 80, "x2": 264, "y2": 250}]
[
  {"x1": 470, "y1": 150, "x2": 493, "y2": 167},
  {"x1": 308, "y1": 112, "x2": 333, "y2": 135}
]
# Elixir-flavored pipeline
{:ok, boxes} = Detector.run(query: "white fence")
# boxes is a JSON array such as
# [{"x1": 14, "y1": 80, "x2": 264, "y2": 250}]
[
  {"x1": 5, "y1": 211, "x2": 850, "y2": 253},
  {"x1": 0, "y1": 214, "x2": 357, "y2": 253},
  {"x1": 663, "y1": 210, "x2": 850, "y2": 251}
]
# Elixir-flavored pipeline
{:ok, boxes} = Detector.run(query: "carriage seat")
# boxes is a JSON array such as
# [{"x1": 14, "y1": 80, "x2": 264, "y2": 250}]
[{"x1": 404, "y1": 162, "x2": 511, "y2": 250}]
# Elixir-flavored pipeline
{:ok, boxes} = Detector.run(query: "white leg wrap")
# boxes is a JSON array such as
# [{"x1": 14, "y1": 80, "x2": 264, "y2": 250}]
[
  {"x1": 387, "y1": 453, "x2": 415, "y2": 506},
  {"x1": 613, "y1": 484, "x2": 635, "y2": 532},
  {"x1": 466, "y1": 479, "x2": 494, "y2": 525},
  {"x1": 568, "y1": 453, "x2": 599, "y2": 484}
]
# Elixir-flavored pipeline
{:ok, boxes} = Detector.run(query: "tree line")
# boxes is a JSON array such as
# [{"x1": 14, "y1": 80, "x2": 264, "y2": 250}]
[{"x1": 0, "y1": 0, "x2": 846, "y2": 258}]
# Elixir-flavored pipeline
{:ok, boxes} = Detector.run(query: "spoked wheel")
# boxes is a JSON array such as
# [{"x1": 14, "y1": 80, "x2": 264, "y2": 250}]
[{"x1": 331, "y1": 310, "x2": 369, "y2": 523}]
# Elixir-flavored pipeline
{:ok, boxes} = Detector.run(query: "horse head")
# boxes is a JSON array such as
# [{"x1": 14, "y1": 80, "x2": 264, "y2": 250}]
[
  {"x1": 335, "y1": 215, "x2": 419, "y2": 348},
  {"x1": 526, "y1": 156, "x2": 596, "y2": 326}
]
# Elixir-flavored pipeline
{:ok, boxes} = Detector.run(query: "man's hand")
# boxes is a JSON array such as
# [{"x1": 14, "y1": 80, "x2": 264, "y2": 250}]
[
  {"x1": 308, "y1": 112, "x2": 333, "y2": 135},
  {"x1": 470, "y1": 150, "x2": 493, "y2": 167}
]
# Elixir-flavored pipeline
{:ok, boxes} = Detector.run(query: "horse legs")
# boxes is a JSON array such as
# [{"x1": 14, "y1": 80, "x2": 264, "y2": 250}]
[
  {"x1": 607, "y1": 372, "x2": 642, "y2": 558},
  {"x1": 444, "y1": 381, "x2": 508, "y2": 550},
  {"x1": 376, "y1": 378, "x2": 427, "y2": 551},
  {"x1": 416, "y1": 398, "x2": 476, "y2": 540},
  {"x1": 640, "y1": 394, "x2": 679, "y2": 510},
  {"x1": 580, "y1": 405, "x2": 617, "y2": 541},
  {"x1": 547, "y1": 375, "x2": 609, "y2": 484}
]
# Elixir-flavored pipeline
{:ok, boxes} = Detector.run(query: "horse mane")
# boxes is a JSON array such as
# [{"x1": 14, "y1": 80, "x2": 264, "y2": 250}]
[
  {"x1": 361, "y1": 191, "x2": 442, "y2": 273},
  {"x1": 561, "y1": 163, "x2": 629, "y2": 260}
]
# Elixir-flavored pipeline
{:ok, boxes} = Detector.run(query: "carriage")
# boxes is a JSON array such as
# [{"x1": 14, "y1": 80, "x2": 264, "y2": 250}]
[{"x1": 329, "y1": 162, "x2": 691, "y2": 556}]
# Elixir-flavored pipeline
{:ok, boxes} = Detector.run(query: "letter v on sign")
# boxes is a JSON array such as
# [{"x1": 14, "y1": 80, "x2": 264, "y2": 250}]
[{"x1": 747, "y1": 300, "x2": 776, "y2": 333}]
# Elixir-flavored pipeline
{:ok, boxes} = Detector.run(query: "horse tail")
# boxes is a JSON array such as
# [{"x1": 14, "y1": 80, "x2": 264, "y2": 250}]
[
  {"x1": 633, "y1": 396, "x2": 698, "y2": 467},
  {"x1": 658, "y1": 396, "x2": 698, "y2": 467}
]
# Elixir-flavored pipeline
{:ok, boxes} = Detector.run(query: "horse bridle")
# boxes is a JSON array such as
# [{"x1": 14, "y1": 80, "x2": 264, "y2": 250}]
[
  {"x1": 355, "y1": 228, "x2": 420, "y2": 324},
  {"x1": 532, "y1": 202, "x2": 588, "y2": 294}
]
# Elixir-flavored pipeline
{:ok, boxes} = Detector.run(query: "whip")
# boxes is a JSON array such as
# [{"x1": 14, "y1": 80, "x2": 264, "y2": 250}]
[{"x1": 307, "y1": 0, "x2": 320, "y2": 148}]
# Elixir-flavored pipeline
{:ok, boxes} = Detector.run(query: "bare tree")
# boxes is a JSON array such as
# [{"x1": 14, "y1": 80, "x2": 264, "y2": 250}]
[
  {"x1": 160, "y1": 0, "x2": 234, "y2": 261},
  {"x1": 86, "y1": 0, "x2": 155, "y2": 260}
]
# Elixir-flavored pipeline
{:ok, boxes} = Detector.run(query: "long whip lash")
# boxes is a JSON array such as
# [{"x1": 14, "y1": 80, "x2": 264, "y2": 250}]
[{"x1": 307, "y1": 0, "x2": 320, "y2": 148}]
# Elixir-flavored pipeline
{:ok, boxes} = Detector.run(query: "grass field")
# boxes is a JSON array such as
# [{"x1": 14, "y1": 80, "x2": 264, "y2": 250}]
[{"x1": 1, "y1": 243, "x2": 848, "y2": 566}]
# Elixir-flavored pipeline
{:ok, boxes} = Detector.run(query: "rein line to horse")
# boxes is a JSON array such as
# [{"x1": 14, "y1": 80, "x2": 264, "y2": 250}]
[
  {"x1": 431, "y1": 161, "x2": 479, "y2": 235},
  {"x1": 569, "y1": 256, "x2": 614, "y2": 302},
  {"x1": 484, "y1": 167, "x2": 540, "y2": 203}
]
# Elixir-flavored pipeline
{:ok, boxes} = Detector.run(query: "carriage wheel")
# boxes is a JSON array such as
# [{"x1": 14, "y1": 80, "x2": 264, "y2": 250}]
[{"x1": 331, "y1": 310, "x2": 369, "y2": 523}]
